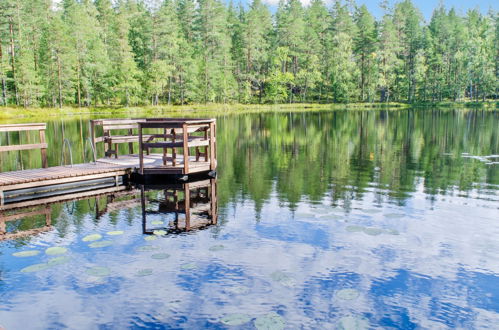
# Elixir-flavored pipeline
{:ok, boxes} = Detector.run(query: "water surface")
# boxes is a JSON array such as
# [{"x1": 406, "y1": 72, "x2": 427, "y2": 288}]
[{"x1": 1, "y1": 108, "x2": 498, "y2": 328}]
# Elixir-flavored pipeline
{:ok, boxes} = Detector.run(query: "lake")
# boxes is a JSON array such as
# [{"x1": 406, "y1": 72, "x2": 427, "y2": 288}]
[{"x1": 0, "y1": 108, "x2": 498, "y2": 329}]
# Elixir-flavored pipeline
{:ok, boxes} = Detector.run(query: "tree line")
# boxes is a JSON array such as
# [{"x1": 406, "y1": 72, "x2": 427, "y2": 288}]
[{"x1": 0, "y1": 0, "x2": 497, "y2": 108}]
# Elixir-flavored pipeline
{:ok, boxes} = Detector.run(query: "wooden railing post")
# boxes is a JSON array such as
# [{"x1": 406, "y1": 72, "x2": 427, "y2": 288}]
[
  {"x1": 39, "y1": 127, "x2": 48, "y2": 168},
  {"x1": 138, "y1": 122, "x2": 144, "y2": 175},
  {"x1": 182, "y1": 123, "x2": 189, "y2": 174},
  {"x1": 209, "y1": 122, "x2": 215, "y2": 170}
]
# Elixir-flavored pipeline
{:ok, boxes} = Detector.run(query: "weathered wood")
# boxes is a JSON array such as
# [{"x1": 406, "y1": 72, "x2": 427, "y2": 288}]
[
  {"x1": 39, "y1": 129, "x2": 48, "y2": 168},
  {"x1": 0, "y1": 123, "x2": 46, "y2": 132},
  {"x1": 183, "y1": 123, "x2": 189, "y2": 174},
  {"x1": 0, "y1": 143, "x2": 48, "y2": 152},
  {"x1": 209, "y1": 122, "x2": 216, "y2": 171}
]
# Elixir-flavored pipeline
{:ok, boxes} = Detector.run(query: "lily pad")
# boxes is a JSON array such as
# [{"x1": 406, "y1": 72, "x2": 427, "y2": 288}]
[
  {"x1": 21, "y1": 263, "x2": 50, "y2": 273},
  {"x1": 346, "y1": 225, "x2": 364, "y2": 233},
  {"x1": 82, "y1": 234, "x2": 102, "y2": 242},
  {"x1": 86, "y1": 266, "x2": 111, "y2": 277},
  {"x1": 45, "y1": 247, "x2": 68, "y2": 255},
  {"x1": 89, "y1": 240, "x2": 113, "y2": 248},
  {"x1": 209, "y1": 245, "x2": 225, "y2": 252},
  {"x1": 387, "y1": 229, "x2": 400, "y2": 235},
  {"x1": 47, "y1": 256, "x2": 71, "y2": 266},
  {"x1": 144, "y1": 235, "x2": 157, "y2": 241},
  {"x1": 151, "y1": 220, "x2": 164, "y2": 225},
  {"x1": 136, "y1": 245, "x2": 159, "y2": 252},
  {"x1": 384, "y1": 213, "x2": 404, "y2": 219},
  {"x1": 107, "y1": 230, "x2": 124, "y2": 236},
  {"x1": 336, "y1": 288, "x2": 360, "y2": 300},
  {"x1": 181, "y1": 263, "x2": 197, "y2": 270},
  {"x1": 136, "y1": 269, "x2": 153, "y2": 277},
  {"x1": 254, "y1": 312, "x2": 285, "y2": 330},
  {"x1": 220, "y1": 314, "x2": 251, "y2": 326},
  {"x1": 270, "y1": 271, "x2": 296, "y2": 287},
  {"x1": 225, "y1": 285, "x2": 250, "y2": 295},
  {"x1": 363, "y1": 227, "x2": 383, "y2": 236},
  {"x1": 151, "y1": 253, "x2": 170, "y2": 260},
  {"x1": 13, "y1": 250, "x2": 40, "y2": 257},
  {"x1": 153, "y1": 230, "x2": 167, "y2": 236},
  {"x1": 336, "y1": 315, "x2": 369, "y2": 330},
  {"x1": 362, "y1": 209, "x2": 382, "y2": 214}
]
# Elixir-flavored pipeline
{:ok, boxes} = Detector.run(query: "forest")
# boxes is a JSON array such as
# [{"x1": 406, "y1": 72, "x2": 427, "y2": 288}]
[{"x1": 0, "y1": 0, "x2": 497, "y2": 108}]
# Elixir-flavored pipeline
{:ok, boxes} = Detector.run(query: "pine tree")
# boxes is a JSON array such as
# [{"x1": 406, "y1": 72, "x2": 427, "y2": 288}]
[{"x1": 354, "y1": 5, "x2": 377, "y2": 101}]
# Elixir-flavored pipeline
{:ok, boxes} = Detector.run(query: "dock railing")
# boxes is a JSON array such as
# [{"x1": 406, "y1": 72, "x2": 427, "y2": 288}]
[
  {"x1": 0, "y1": 123, "x2": 48, "y2": 169},
  {"x1": 137, "y1": 118, "x2": 216, "y2": 175}
]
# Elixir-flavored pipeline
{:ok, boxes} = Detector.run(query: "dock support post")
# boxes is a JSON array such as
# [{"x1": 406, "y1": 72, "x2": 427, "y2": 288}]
[{"x1": 184, "y1": 183, "x2": 190, "y2": 231}]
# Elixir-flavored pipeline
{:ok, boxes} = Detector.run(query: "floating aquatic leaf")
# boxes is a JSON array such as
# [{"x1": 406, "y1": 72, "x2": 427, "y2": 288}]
[
  {"x1": 89, "y1": 240, "x2": 113, "y2": 248},
  {"x1": 384, "y1": 213, "x2": 404, "y2": 219},
  {"x1": 144, "y1": 236, "x2": 157, "y2": 241},
  {"x1": 346, "y1": 225, "x2": 364, "y2": 233},
  {"x1": 336, "y1": 315, "x2": 369, "y2": 330},
  {"x1": 86, "y1": 266, "x2": 111, "y2": 277},
  {"x1": 21, "y1": 263, "x2": 50, "y2": 273},
  {"x1": 363, "y1": 227, "x2": 383, "y2": 236},
  {"x1": 254, "y1": 312, "x2": 285, "y2": 330},
  {"x1": 47, "y1": 256, "x2": 71, "y2": 266},
  {"x1": 136, "y1": 269, "x2": 153, "y2": 277},
  {"x1": 209, "y1": 245, "x2": 225, "y2": 252},
  {"x1": 107, "y1": 231, "x2": 124, "y2": 236},
  {"x1": 136, "y1": 245, "x2": 159, "y2": 252},
  {"x1": 336, "y1": 288, "x2": 360, "y2": 300},
  {"x1": 317, "y1": 214, "x2": 343, "y2": 220},
  {"x1": 151, "y1": 220, "x2": 163, "y2": 225},
  {"x1": 13, "y1": 250, "x2": 40, "y2": 257},
  {"x1": 362, "y1": 209, "x2": 382, "y2": 214},
  {"x1": 151, "y1": 253, "x2": 170, "y2": 260},
  {"x1": 45, "y1": 247, "x2": 68, "y2": 255},
  {"x1": 295, "y1": 212, "x2": 314, "y2": 218},
  {"x1": 82, "y1": 234, "x2": 102, "y2": 242},
  {"x1": 225, "y1": 285, "x2": 250, "y2": 295},
  {"x1": 220, "y1": 314, "x2": 251, "y2": 326},
  {"x1": 270, "y1": 271, "x2": 296, "y2": 287},
  {"x1": 181, "y1": 263, "x2": 197, "y2": 270},
  {"x1": 387, "y1": 229, "x2": 400, "y2": 235},
  {"x1": 153, "y1": 230, "x2": 167, "y2": 236}
]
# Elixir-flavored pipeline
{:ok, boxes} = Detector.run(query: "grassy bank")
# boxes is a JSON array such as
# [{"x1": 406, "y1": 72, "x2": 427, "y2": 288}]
[{"x1": 0, "y1": 101, "x2": 496, "y2": 120}]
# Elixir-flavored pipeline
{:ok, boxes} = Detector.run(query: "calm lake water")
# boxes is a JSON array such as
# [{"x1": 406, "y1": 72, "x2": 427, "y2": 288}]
[{"x1": 0, "y1": 108, "x2": 498, "y2": 329}]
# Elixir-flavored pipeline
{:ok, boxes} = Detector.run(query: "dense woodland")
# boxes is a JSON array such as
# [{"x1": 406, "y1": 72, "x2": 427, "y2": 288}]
[{"x1": 0, "y1": 0, "x2": 497, "y2": 107}]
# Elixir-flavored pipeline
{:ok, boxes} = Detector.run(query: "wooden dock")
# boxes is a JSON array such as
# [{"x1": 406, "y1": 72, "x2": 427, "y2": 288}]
[{"x1": 0, "y1": 118, "x2": 217, "y2": 208}]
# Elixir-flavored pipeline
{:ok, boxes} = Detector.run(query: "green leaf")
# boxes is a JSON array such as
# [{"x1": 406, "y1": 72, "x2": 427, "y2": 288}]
[
  {"x1": 82, "y1": 234, "x2": 102, "y2": 242},
  {"x1": 107, "y1": 231, "x2": 124, "y2": 236},
  {"x1": 254, "y1": 312, "x2": 285, "y2": 330},
  {"x1": 220, "y1": 314, "x2": 251, "y2": 326},
  {"x1": 89, "y1": 241, "x2": 113, "y2": 248},
  {"x1": 13, "y1": 250, "x2": 40, "y2": 257},
  {"x1": 45, "y1": 247, "x2": 68, "y2": 255}
]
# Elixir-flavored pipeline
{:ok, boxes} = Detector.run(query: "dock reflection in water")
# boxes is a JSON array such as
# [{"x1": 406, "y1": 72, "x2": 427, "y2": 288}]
[{"x1": 140, "y1": 179, "x2": 217, "y2": 235}]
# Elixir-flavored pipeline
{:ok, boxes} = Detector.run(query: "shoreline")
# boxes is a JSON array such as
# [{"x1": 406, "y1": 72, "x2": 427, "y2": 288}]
[{"x1": 0, "y1": 101, "x2": 496, "y2": 120}]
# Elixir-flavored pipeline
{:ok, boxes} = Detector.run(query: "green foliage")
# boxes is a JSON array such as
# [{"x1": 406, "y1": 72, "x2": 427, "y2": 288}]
[{"x1": 0, "y1": 0, "x2": 496, "y2": 108}]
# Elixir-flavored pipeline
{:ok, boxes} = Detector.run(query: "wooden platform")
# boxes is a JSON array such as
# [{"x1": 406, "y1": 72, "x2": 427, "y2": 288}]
[
  {"x1": 0, "y1": 163, "x2": 130, "y2": 207},
  {"x1": 0, "y1": 118, "x2": 217, "y2": 208},
  {"x1": 96, "y1": 153, "x2": 214, "y2": 174}
]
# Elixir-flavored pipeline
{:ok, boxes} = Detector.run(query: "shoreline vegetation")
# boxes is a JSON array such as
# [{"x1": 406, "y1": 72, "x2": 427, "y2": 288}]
[
  {"x1": 0, "y1": 0, "x2": 497, "y2": 110},
  {"x1": 0, "y1": 101, "x2": 496, "y2": 120}
]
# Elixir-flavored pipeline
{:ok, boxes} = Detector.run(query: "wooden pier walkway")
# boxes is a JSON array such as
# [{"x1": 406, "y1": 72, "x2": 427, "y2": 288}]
[{"x1": 0, "y1": 118, "x2": 217, "y2": 209}]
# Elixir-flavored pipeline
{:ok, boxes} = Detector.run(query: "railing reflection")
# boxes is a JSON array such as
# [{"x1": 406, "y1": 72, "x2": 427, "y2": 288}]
[{"x1": 139, "y1": 179, "x2": 217, "y2": 235}]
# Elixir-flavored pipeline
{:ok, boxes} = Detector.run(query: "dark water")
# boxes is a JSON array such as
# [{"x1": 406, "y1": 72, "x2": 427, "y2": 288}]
[{"x1": 1, "y1": 109, "x2": 498, "y2": 329}]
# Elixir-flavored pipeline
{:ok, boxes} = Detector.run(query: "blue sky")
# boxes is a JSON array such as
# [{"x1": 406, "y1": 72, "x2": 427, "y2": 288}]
[{"x1": 261, "y1": 0, "x2": 497, "y2": 20}]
